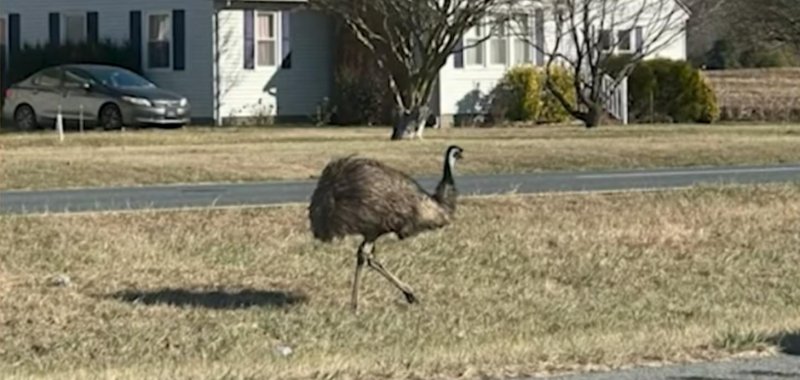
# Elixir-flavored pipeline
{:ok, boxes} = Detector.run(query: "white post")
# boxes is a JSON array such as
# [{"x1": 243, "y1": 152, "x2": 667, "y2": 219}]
[
  {"x1": 621, "y1": 76, "x2": 629, "y2": 125},
  {"x1": 56, "y1": 105, "x2": 65, "y2": 142},
  {"x1": 79, "y1": 104, "x2": 84, "y2": 133}
]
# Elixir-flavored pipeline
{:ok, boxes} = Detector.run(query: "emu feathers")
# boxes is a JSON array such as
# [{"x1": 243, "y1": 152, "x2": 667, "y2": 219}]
[
  {"x1": 309, "y1": 148, "x2": 460, "y2": 242},
  {"x1": 307, "y1": 145, "x2": 464, "y2": 311}
]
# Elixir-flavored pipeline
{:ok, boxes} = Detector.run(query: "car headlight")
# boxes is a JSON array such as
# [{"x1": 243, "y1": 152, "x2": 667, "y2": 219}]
[
  {"x1": 122, "y1": 96, "x2": 152, "y2": 107},
  {"x1": 179, "y1": 98, "x2": 188, "y2": 107}
]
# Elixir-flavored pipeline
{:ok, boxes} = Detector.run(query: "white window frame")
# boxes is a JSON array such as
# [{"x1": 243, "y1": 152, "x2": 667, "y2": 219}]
[
  {"x1": 511, "y1": 12, "x2": 533, "y2": 66},
  {"x1": 255, "y1": 11, "x2": 278, "y2": 68},
  {"x1": 62, "y1": 12, "x2": 87, "y2": 44},
  {"x1": 487, "y1": 13, "x2": 509, "y2": 68},
  {"x1": 463, "y1": 20, "x2": 485, "y2": 68},
  {"x1": 144, "y1": 10, "x2": 172, "y2": 71},
  {"x1": 616, "y1": 28, "x2": 633, "y2": 53}
]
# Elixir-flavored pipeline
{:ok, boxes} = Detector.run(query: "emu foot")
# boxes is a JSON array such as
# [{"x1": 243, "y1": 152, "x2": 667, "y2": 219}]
[{"x1": 403, "y1": 291, "x2": 418, "y2": 304}]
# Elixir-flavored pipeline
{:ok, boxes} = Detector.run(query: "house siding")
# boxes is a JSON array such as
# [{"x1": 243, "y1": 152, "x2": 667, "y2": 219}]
[
  {"x1": 3, "y1": 0, "x2": 215, "y2": 121},
  {"x1": 216, "y1": 8, "x2": 334, "y2": 123},
  {"x1": 437, "y1": 0, "x2": 690, "y2": 123}
]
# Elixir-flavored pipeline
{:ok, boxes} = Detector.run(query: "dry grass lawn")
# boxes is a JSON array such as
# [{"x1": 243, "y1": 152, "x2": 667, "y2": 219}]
[
  {"x1": 4, "y1": 124, "x2": 800, "y2": 190},
  {"x1": 2, "y1": 183, "x2": 800, "y2": 379}
]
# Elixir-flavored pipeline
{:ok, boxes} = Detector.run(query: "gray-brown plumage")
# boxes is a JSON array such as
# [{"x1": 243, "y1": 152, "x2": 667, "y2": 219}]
[{"x1": 308, "y1": 145, "x2": 464, "y2": 311}]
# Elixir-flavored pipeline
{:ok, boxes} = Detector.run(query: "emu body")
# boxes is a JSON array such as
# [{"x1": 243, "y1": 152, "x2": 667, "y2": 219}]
[{"x1": 308, "y1": 145, "x2": 464, "y2": 311}]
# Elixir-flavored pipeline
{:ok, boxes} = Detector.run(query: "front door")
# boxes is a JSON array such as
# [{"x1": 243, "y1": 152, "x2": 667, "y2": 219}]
[{"x1": 61, "y1": 68, "x2": 103, "y2": 122}]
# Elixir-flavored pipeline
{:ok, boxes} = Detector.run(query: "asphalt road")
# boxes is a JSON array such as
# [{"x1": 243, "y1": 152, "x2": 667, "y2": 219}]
[
  {"x1": 541, "y1": 353, "x2": 800, "y2": 380},
  {"x1": 4, "y1": 163, "x2": 800, "y2": 214}
]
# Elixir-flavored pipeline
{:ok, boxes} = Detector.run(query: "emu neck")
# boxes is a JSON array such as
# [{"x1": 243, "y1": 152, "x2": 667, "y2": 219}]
[{"x1": 433, "y1": 158, "x2": 457, "y2": 213}]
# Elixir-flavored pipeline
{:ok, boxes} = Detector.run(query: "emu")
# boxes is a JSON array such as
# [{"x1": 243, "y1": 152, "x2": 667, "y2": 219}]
[{"x1": 308, "y1": 145, "x2": 464, "y2": 311}]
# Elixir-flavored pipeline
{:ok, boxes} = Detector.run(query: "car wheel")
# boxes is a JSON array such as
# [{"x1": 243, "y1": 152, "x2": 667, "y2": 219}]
[
  {"x1": 99, "y1": 104, "x2": 123, "y2": 130},
  {"x1": 14, "y1": 105, "x2": 39, "y2": 131}
]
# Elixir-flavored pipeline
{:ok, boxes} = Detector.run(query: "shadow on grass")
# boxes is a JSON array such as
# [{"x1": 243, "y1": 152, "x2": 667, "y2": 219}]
[
  {"x1": 768, "y1": 331, "x2": 800, "y2": 356},
  {"x1": 108, "y1": 288, "x2": 308, "y2": 310}
]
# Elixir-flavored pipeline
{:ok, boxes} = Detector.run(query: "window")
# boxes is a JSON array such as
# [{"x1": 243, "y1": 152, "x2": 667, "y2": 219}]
[
  {"x1": 599, "y1": 29, "x2": 613, "y2": 51},
  {"x1": 464, "y1": 22, "x2": 484, "y2": 67},
  {"x1": 512, "y1": 13, "x2": 532, "y2": 65},
  {"x1": 554, "y1": 0, "x2": 567, "y2": 32},
  {"x1": 63, "y1": 68, "x2": 94, "y2": 89},
  {"x1": 89, "y1": 66, "x2": 156, "y2": 89},
  {"x1": 64, "y1": 13, "x2": 86, "y2": 44},
  {"x1": 256, "y1": 11, "x2": 277, "y2": 66},
  {"x1": 147, "y1": 12, "x2": 171, "y2": 69},
  {"x1": 617, "y1": 29, "x2": 632, "y2": 52},
  {"x1": 33, "y1": 68, "x2": 62, "y2": 88},
  {"x1": 489, "y1": 15, "x2": 508, "y2": 65}
]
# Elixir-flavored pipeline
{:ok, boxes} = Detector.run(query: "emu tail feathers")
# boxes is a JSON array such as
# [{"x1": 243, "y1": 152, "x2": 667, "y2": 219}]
[{"x1": 308, "y1": 155, "x2": 357, "y2": 242}]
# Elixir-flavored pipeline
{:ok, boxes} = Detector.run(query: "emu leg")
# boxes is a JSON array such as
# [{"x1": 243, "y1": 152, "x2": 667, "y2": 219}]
[
  {"x1": 366, "y1": 253, "x2": 418, "y2": 304},
  {"x1": 351, "y1": 240, "x2": 370, "y2": 312}
]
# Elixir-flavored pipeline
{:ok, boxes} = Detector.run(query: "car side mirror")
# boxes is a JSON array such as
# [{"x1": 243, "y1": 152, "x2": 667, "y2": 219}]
[{"x1": 82, "y1": 82, "x2": 92, "y2": 91}]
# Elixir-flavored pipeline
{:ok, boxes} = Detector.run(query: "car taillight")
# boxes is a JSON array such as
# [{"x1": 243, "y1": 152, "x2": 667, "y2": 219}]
[{"x1": 3, "y1": 89, "x2": 11, "y2": 99}]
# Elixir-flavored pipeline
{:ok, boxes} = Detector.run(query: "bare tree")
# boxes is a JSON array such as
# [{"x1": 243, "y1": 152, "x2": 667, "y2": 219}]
[
  {"x1": 516, "y1": 0, "x2": 687, "y2": 128},
  {"x1": 311, "y1": 0, "x2": 508, "y2": 140}
]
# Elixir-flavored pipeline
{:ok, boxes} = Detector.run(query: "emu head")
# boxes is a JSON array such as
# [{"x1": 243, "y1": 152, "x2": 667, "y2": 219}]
[{"x1": 446, "y1": 145, "x2": 464, "y2": 170}]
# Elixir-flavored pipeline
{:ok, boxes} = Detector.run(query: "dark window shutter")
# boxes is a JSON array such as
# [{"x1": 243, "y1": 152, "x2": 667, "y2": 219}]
[
  {"x1": 243, "y1": 9, "x2": 254, "y2": 69},
  {"x1": 8, "y1": 14, "x2": 20, "y2": 59},
  {"x1": 87, "y1": 12, "x2": 99, "y2": 44},
  {"x1": 280, "y1": 11, "x2": 291, "y2": 69},
  {"x1": 49, "y1": 12, "x2": 60, "y2": 46},
  {"x1": 130, "y1": 11, "x2": 142, "y2": 72},
  {"x1": 534, "y1": 9, "x2": 545, "y2": 66},
  {"x1": 173, "y1": 9, "x2": 185, "y2": 70},
  {"x1": 453, "y1": 37, "x2": 464, "y2": 68},
  {"x1": 635, "y1": 26, "x2": 644, "y2": 53}
]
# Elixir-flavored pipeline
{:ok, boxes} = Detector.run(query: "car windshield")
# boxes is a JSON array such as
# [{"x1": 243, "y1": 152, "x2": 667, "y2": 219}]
[{"x1": 85, "y1": 67, "x2": 156, "y2": 89}]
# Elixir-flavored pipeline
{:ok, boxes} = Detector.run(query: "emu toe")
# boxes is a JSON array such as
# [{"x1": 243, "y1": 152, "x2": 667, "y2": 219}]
[{"x1": 403, "y1": 291, "x2": 418, "y2": 304}]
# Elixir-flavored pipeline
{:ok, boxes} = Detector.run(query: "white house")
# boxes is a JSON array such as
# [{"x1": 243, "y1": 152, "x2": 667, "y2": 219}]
[
  {"x1": 0, "y1": 0, "x2": 690, "y2": 127},
  {"x1": 436, "y1": 0, "x2": 691, "y2": 126}
]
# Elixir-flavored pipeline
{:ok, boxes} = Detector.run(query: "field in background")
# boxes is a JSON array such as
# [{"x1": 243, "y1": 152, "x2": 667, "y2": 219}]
[
  {"x1": 704, "y1": 68, "x2": 800, "y2": 122},
  {"x1": 2, "y1": 184, "x2": 800, "y2": 379},
  {"x1": 4, "y1": 124, "x2": 800, "y2": 190}
]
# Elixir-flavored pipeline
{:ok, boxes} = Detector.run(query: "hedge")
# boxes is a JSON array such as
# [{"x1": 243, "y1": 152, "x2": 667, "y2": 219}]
[
  {"x1": 699, "y1": 38, "x2": 799, "y2": 70},
  {"x1": 490, "y1": 65, "x2": 576, "y2": 124},
  {"x1": 605, "y1": 55, "x2": 720, "y2": 124},
  {"x1": 8, "y1": 39, "x2": 141, "y2": 85},
  {"x1": 538, "y1": 66, "x2": 576, "y2": 123},
  {"x1": 495, "y1": 66, "x2": 542, "y2": 121}
]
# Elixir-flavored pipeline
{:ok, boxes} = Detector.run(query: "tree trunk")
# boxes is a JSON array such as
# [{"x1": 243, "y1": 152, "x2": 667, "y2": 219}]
[
  {"x1": 409, "y1": 105, "x2": 430, "y2": 139},
  {"x1": 390, "y1": 104, "x2": 430, "y2": 140},
  {"x1": 581, "y1": 103, "x2": 603, "y2": 129},
  {"x1": 391, "y1": 110, "x2": 415, "y2": 140}
]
